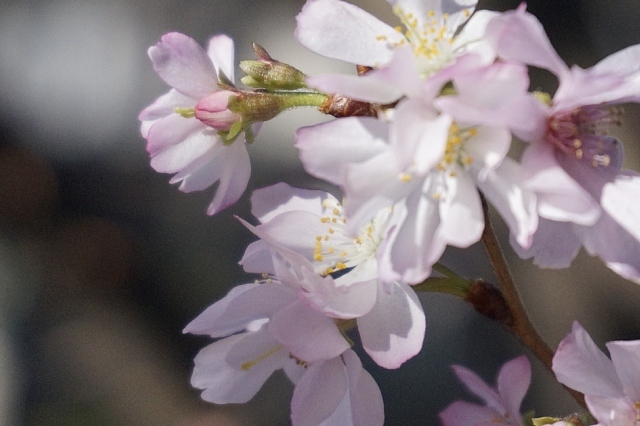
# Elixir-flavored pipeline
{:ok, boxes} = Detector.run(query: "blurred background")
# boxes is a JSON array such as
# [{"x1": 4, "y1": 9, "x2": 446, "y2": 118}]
[{"x1": 0, "y1": 0, "x2": 639, "y2": 424}]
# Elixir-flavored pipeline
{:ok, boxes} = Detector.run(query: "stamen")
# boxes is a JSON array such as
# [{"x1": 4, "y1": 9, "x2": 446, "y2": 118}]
[{"x1": 241, "y1": 345, "x2": 282, "y2": 370}]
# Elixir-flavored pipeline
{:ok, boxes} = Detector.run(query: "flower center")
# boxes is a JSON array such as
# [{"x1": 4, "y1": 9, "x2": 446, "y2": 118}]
[
  {"x1": 312, "y1": 198, "x2": 388, "y2": 276},
  {"x1": 381, "y1": 6, "x2": 472, "y2": 77},
  {"x1": 438, "y1": 123, "x2": 476, "y2": 173},
  {"x1": 546, "y1": 105, "x2": 623, "y2": 167}
]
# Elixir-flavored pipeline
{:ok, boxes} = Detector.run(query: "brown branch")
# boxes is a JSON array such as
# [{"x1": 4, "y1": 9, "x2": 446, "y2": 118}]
[{"x1": 479, "y1": 194, "x2": 586, "y2": 409}]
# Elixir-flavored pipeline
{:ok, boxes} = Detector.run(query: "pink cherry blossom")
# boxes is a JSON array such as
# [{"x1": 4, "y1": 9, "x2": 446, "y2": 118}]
[
  {"x1": 486, "y1": 6, "x2": 640, "y2": 282},
  {"x1": 439, "y1": 355, "x2": 531, "y2": 426},
  {"x1": 238, "y1": 183, "x2": 426, "y2": 369},
  {"x1": 139, "y1": 32, "x2": 253, "y2": 215},
  {"x1": 296, "y1": 59, "x2": 537, "y2": 284},
  {"x1": 184, "y1": 257, "x2": 384, "y2": 425},
  {"x1": 553, "y1": 321, "x2": 640, "y2": 426}
]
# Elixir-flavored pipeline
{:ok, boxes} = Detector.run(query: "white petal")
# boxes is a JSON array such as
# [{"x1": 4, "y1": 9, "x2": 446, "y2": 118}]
[
  {"x1": 269, "y1": 300, "x2": 350, "y2": 363},
  {"x1": 607, "y1": 340, "x2": 640, "y2": 402},
  {"x1": 476, "y1": 158, "x2": 538, "y2": 249},
  {"x1": 291, "y1": 357, "x2": 349, "y2": 426},
  {"x1": 552, "y1": 321, "x2": 624, "y2": 398},
  {"x1": 207, "y1": 34, "x2": 235, "y2": 82},
  {"x1": 296, "y1": 117, "x2": 389, "y2": 186},
  {"x1": 357, "y1": 282, "x2": 425, "y2": 369},
  {"x1": 585, "y1": 395, "x2": 636, "y2": 426},
  {"x1": 239, "y1": 240, "x2": 275, "y2": 275},
  {"x1": 343, "y1": 349, "x2": 384, "y2": 426},
  {"x1": 148, "y1": 32, "x2": 218, "y2": 99},
  {"x1": 191, "y1": 330, "x2": 289, "y2": 404},
  {"x1": 295, "y1": 0, "x2": 400, "y2": 67},
  {"x1": 600, "y1": 172, "x2": 640, "y2": 243},
  {"x1": 183, "y1": 282, "x2": 296, "y2": 337},
  {"x1": 510, "y1": 218, "x2": 581, "y2": 269},
  {"x1": 439, "y1": 170, "x2": 484, "y2": 248},
  {"x1": 251, "y1": 182, "x2": 334, "y2": 223}
]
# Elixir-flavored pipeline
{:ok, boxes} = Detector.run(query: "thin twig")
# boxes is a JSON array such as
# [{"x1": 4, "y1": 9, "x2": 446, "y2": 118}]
[{"x1": 479, "y1": 194, "x2": 586, "y2": 409}]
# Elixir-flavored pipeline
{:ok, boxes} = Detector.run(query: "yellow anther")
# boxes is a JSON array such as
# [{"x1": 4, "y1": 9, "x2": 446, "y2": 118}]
[
  {"x1": 399, "y1": 172, "x2": 412, "y2": 182},
  {"x1": 336, "y1": 262, "x2": 347, "y2": 270},
  {"x1": 328, "y1": 228, "x2": 335, "y2": 234},
  {"x1": 321, "y1": 217, "x2": 329, "y2": 223},
  {"x1": 573, "y1": 139, "x2": 582, "y2": 148},
  {"x1": 427, "y1": 10, "x2": 435, "y2": 17},
  {"x1": 316, "y1": 235, "x2": 322, "y2": 241},
  {"x1": 314, "y1": 253, "x2": 323, "y2": 261},
  {"x1": 340, "y1": 251, "x2": 348, "y2": 257}
]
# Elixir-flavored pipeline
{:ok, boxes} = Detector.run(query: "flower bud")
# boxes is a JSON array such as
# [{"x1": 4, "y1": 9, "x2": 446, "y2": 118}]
[
  {"x1": 239, "y1": 43, "x2": 307, "y2": 90},
  {"x1": 195, "y1": 90, "x2": 242, "y2": 131}
]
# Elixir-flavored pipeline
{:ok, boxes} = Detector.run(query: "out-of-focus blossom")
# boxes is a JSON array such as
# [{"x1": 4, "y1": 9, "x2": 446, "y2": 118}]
[
  {"x1": 184, "y1": 257, "x2": 384, "y2": 425},
  {"x1": 239, "y1": 183, "x2": 426, "y2": 369},
  {"x1": 439, "y1": 355, "x2": 531, "y2": 426},
  {"x1": 486, "y1": 6, "x2": 640, "y2": 282},
  {"x1": 296, "y1": 59, "x2": 537, "y2": 284},
  {"x1": 139, "y1": 32, "x2": 254, "y2": 215},
  {"x1": 553, "y1": 321, "x2": 640, "y2": 426}
]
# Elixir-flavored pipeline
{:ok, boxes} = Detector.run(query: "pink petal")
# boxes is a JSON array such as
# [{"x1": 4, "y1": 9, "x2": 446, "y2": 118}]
[
  {"x1": 138, "y1": 88, "x2": 196, "y2": 127},
  {"x1": 295, "y1": 0, "x2": 400, "y2": 67},
  {"x1": 291, "y1": 356, "x2": 349, "y2": 426},
  {"x1": 522, "y1": 143, "x2": 600, "y2": 225},
  {"x1": 343, "y1": 349, "x2": 384, "y2": 426},
  {"x1": 600, "y1": 172, "x2": 640, "y2": 243},
  {"x1": 301, "y1": 271, "x2": 378, "y2": 319},
  {"x1": 148, "y1": 126, "x2": 217, "y2": 175},
  {"x1": 239, "y1": 240, "x2": 275, "y2": 274},
  {"x1": 485, "y1": 7, "x2": 568, "y2": 80},
  {"x1": 552, "y1": 321, "x2": 624, "y2": 398},
  {"x1": 579, "y1": 211, "x2": 640, "y2": 283},
  {"x1": 191, "y1": 330, "x2": 290, "y2": 404},
  {"x1": 476, "y1": 158, "x2": 538, "y2": 249},
  {"x1": 183, "y1": 282, "x2": 296, "y2": 337},
  {"x1": 607, "y1": 340, "x2": 640, "y2": 402},
  {"x1": 306, "y1": 73, "x2": 404, "y2": 104},
  {"x1": 451, "y1": 365, "x2": 502, "y2": 412},
  {"x1": 207, "y1": 34, "x2": 235, "y2": 82},
  {"x1": 497, "y1": 356, "x2": 531, "y2": 421},
  {"x1": 390, "y1": 99, "x2": 449, "y2": 174},
  {"x1": 357, "y1": 282, "x2": 425, "y2": 369},
  {"x1": 593, "y1": 43, "x2": 640, "y2": 78},
  {"x1": 440, "y1": 401, "x2": 502, "y2": 426},
  {"x1": 146, "y1": 113, "x2": 208, "y2": 157},
  {"x1": 296, "y1": 117, "x2": 389, "y2": 186},
  {"x1": 269, "y1": 300, "x2": 350, "y2": 363},
  {"x1": 438, "y1": 170, "x2": 484, "y2": 248},
  {"x1": 148, "y1": 32, "x2": 218, "y2": 99},
  {"x1": 510, "y1": 218, "x2": 581, "y2": 269},
  {"x1": 251, "y1": 182, "x2": 331, "y2": 223},
  {"x1": 585, "y1": 395, "x2": 636, "y2": 426}
]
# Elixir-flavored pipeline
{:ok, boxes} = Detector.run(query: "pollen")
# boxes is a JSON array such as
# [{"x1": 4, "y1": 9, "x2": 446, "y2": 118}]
[{"x1": 437, "y1": 122, "x2": 477, "y2": 172}]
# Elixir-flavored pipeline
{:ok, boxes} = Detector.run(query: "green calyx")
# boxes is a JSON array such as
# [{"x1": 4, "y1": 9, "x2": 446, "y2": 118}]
[{"x1": 240, "y1": 43, "x2": 308, "y2": 90}]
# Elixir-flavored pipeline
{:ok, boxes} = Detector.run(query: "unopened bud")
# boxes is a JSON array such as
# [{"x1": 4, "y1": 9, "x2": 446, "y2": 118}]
[
  {"x1": 195, "y1": 91, "x2": 242, "y2": 131},
  {"x1": 239, "y1": 43, "x2": 307, "y2": 90}
]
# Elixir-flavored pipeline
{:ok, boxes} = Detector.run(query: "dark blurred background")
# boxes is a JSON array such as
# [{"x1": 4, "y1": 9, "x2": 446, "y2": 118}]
[{"x1": 1, "y1": 0, "x2": 639, "y2": 424}]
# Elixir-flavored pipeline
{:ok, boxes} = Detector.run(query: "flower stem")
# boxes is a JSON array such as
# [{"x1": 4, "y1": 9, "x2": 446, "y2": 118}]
[{"x1": 479, "y1": 194, "x2": 586, "y2": 409}]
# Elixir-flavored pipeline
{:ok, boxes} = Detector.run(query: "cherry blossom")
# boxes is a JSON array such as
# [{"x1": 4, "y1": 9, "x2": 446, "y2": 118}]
[
  {"x1": 184, "y1": 260, "x2": 384, "y2": 425},
  {"x1": 439, "y1": 355, "x2": 531, "y2": 426},
  {"x1": 553, "y1": 321, "x2": 640, "y2": 426},
  {"x1": 486, "y1": 6, "x2": 640, "y2": 282},
  {"x1": 239, "y1": 183, "x2": 426, "y2": 369},
  {"x1": 139, "y1": 32, "x2": 254, "y2": 215},
  {"x1": 296, "y1": 59, "x2": 537, "y2": 284}
]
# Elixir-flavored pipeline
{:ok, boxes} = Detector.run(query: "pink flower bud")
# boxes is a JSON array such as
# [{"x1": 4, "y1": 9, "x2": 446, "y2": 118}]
[{"x1": 195, "y1": 90, "x2": 242, "y2": 131}]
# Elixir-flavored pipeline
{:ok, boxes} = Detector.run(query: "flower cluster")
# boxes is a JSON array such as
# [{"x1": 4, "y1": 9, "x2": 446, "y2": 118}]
[{"x1": 138, "y1": 0, "x2": 640, "y2": 424}]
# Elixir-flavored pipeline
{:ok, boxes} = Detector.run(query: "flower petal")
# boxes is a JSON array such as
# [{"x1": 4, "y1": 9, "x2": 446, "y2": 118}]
[
  {"x1": 296, "y1": 117, "x2": 389, "y2": 186},
  {"x1": 497, "y1": 356, "x2": 531, "y2": 421},
  {"x1": 552, "y1": 321, "x2": 624, "y2": 398},
  {"x1": 291, "y1": 356, "x2": 349, "y2": 426},
  {"x1": 585, "y1": 395, "x2": 636, "y2": 426},
  {"x1": 343, "y1": 349, "x2": 384, "y2": 426},
  {"x1": 440, "y1": 401, "x2": 502, "y2": 426},
  {"x1": 207, "y1": 34, "x2": 235, "y2": 82},
  {"x1": 509, "y1": 218, "x2": 581, "y2": 269},
  {"x1": 357, "y1": 282, "x2": 425, "y2": 369},
  {"x1": 251, "y1": 182, "x2": 332, "y2": 223},
  {"x1": 183, "y1": 282, "x2": 296, "y2": 337},
  {"x1": 607, "y1": 340, "x2": 640, "y2": 402},
  {"x1": 269, "y1": 300, "x2": 350, "y2": 363},
  {"x1": 148, "y1": 32, "x2": 218, "y2": 99},
  {"x1": 191, "y1": 330, "x2": 289, "y2": 404},
  {"x1": 295, "y1": 0, "x2": 400, "y2": 67}
]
